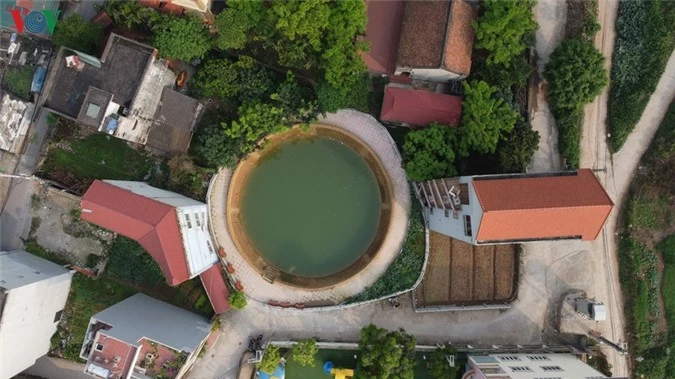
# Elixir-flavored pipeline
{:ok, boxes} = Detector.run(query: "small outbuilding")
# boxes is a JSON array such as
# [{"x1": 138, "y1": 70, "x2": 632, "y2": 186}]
[{"x1": 380, "y1": 85, "x2": 462, "y2": 127}]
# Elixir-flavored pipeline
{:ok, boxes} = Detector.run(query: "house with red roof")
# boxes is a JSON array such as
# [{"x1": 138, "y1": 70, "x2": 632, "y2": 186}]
[
  {"x1": 380, "y1": 85, "x2": 462, "y2": 127},
  {"x1": 415, "y1": 169, "x2": 613, "y2": 245},
  {"x1": 79, "y1": 293, "x2": 213, "y2": 379},
  {"x1": 81, "y1": 180, "x2": 230, "y2": 313}
]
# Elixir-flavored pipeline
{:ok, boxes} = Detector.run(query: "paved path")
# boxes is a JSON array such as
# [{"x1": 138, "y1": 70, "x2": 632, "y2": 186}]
[
  {"x1": 528, "y1": 0, "x2": 567, "y2": 172},
  {"x1": 207, "y1": 110, "x2": 410, "y2": 304},
  {"x1": 0, "y1": 109, "x2": 49, "y2": 250},
  {"x1": 22, "y1": 356, "x2": 90, "y2": 379}
]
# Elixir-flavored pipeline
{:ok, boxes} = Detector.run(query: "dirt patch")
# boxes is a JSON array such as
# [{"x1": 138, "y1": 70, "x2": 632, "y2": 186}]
[
  {"x1": 417, "y1": 232, "x2": 517, "y2": 307},
  {"x1": 30, "y1": 186, "x2": 113, "y2": 265},
  {"x1": 564, "y1": 0, "x2": 587, "y2": 38}
]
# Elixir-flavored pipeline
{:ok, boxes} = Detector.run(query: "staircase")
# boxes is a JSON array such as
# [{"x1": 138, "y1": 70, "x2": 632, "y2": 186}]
[{"x1": 262, "y1": 266, "x2": 280, "y2": 284}]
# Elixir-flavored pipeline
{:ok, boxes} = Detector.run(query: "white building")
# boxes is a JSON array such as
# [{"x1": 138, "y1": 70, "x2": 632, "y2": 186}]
[
  {"x1": 0, "y1": 251, "x2": 74, "y2": 379},
  {"x1": 467, "y1": 353, "x2": 608, "y2": 379}
]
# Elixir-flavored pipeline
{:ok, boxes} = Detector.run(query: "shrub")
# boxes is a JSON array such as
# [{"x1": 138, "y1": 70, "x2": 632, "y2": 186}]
[
  {"x1": 105, "y1": 237, "x2": 164, "y2": 286},
  {"x1": 229, "y1": 291, "x2": 247, "y2": 310},
  {"x1": 429, "y1": 346, "x2": 460, "y2": 379},
  {"x1": 52, "y1": 15, "x2": 103, "y2": 54},
  {"x1": 257, "y1": 345, "x2": 281, "y2": 374},
  {"x1": 290, "y1": 339, "x2": 318, "y2": 367},
  {"x1": 192, "y1": 57, "x2": 274, "y2": 104},
  {"x1": 213, "y1": 8, "x2": 249, "y2": 50},
  {"x1": 497, "y1": 118, "x2": 540, "y2": 173},
  {"x1": 357, "y1": 324, "x2": 416, "y2": 379},
  {"x1": 2, "y1": 66, "x2": 33, "y2": 101}
]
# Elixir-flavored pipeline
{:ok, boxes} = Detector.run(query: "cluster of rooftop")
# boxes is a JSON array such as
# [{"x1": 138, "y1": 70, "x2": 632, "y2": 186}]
[{"x1": 42, "y1": 33, "x2": 203, "y2": 156}]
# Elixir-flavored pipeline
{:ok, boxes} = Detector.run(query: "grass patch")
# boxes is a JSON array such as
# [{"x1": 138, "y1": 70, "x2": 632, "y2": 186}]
[
  {"x1": 24, "y1": 240, "x2": 70, "y2": 266},
  {"x1": 608, "y1": 0, "x2": 675, "y2": 151},
  {"x1": 53, "y1": 274, "x2": 137, "y2": 361},
  {"x1": 38, "y1": 134, "x2": 153, "y2": 193},
  {"x1": 618, "y1": 100, "x2": 675, "y2": 377},
  {"x1": 2, "y1": 66, "x2": 33, "y2": 101},
  {"x1": 346, "y1": 191, "x2": 425, "y2": 303}
]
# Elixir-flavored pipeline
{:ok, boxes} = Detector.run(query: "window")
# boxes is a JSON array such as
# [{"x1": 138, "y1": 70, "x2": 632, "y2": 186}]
[
  {"x1": 195, "y1": 213, "x2": 201, "y2": 227},
  {"x1": 498, "y1": 356, "x2": 521, "y2": 361},
  {"x1": 541, "y1": 366, "x2": 563, "y2": 372},
  {"x1": 527, "y1": 355, "x2": 551, "y2": 361},
  {"x1": 184, "y1": 214, "x2": 192, "y2": 229},
  {"x1": 95, "y1": 344, "x2": 104, "y2": 352},
  {"x1": 509, "y1": 366, "x2": 533, "y2": 372},
  {"x1": 54, "y1": 310, "x2": 64, "y2": 323},
  {"x1": 463, "y1": 215, "x2": 472, "y2": 236}
]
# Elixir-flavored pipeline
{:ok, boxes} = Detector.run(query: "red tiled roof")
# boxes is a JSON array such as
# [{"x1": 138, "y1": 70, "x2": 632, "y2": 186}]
[
  {"x1": 363, "y1": 0, "x2": 405, "y2": 74},
  {"x1": 88, "y1": 332, "x2": 137, "y2": 379},
  {"x1": 380, "y1": 86, "x2": 462, "y2": 126},
  {"x1": 81, "y1": 180, "x2": 190, "y2": 285},
  {"x1": 442, "y1": 0, "x2": 476, "y2": 76},
  {"x1": 473, "y1": 169, "x2": 614, "y2": 242},
  {"x1": 199, "y1": 264, "x2": 231, "y2": 314}
]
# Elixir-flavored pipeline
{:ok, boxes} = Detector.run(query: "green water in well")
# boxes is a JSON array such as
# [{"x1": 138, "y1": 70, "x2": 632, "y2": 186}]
[{"x1": 240, "y1": 136, "x2": 381, "y2": 278}]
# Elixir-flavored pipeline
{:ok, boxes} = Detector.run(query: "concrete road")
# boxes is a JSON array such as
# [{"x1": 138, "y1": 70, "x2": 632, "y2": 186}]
[
  {"x1": 22, "y1": 356, "x2": 90, "y2": 379},
  {"x1": 0, "y1": 108, "x2": 50, "y2": 250}
]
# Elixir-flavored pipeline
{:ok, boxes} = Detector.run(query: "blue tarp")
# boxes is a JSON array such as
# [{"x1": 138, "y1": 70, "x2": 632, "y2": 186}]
[
  {"x1": 257, "y1": 364, "x2": 285, "y2": 379},
  {"x1": 30, "y1": 66, "x2": 47, "y2": 93},
  {"x1": 105, "y1": 118, "x2": 118, "y2": 134}
]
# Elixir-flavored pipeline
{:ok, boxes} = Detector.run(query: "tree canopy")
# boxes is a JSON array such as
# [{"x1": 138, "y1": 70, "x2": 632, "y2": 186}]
[
  {"x1": 290, "y1": 339, "x2": 318, "y2": 367},
  {"x1": 228, "y1": 291, "x2": 247, "y2": 310},
  {"x1": 213, "y1": 8, "x2": 249, "y2": 50},
  {"x1": 357, "y1": 324, "x2": 416, "y2": 379},
  {"x1": 223, "y1": 0, "x2": 368, "y2": 94},
  {"x1": 402, "y1": 124, "x2": 458, "y2": 182},
  {"x1": 428, "y1": 346, "x2": 460, "y2": 379},
  {"x1": 473, "y1": 0, "x2": 537, "y2": 65},
  {"x1": 544, "y1": 37, "x2": 608, "y2": 113},
  {"x1": 497, "y1": 118, "x2": 540, "y2": 173},
  {"x1": 52, "y1": 15, "x2": 103, "y2": 55},
  {"x1": 152, "y1": 14, "x2": 210, "y2": 61},
  {"x1": 192, "y1": 57, "x2": 274, "y2": 103},
  {"x1": 257, "y1": 345, "x2": 281, "y2": 374},
  {"x1": 458, "y1": 80, "x2": 518, "y2": 156}
]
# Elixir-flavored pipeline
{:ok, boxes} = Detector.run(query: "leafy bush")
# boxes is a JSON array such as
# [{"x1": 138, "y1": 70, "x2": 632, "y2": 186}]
[
  {"x1": 658, "y1": 235, "x2": 675, "y2": 264},
  {"x1": 192, "y1": 57, "x2": 275, "y2": 103},
  {"x1": 103, "y1": 0, "x2": 158, "y2": 30},
  {"x1": 257, "y1": 345, "x2": 281, "y2": 374},
  {"x1": 497, "y1": 118, "x2": 540, "y2": 173},
  {"x1": 316, "y1": 76, "x2": 369, "y2": 114},
  {"x1": 213, "y1": 8, "x2": 249, "y2": 50},
  {"x1": 608, "y1": 0, "x2": 675, "y2": 151},
  {"x1": 152, "y1": 14, "x2": 210, "y2": 61},
  {"x1": 229, "y1": 291, "x2": 247, "y2": 310},
  {"x1": 429, "y1": 346, "x2": 460, "y2": 379},
  {"x1": 544, "y1": 37, "x2": 607, "y2": 167},
  {"x1": 290, "y1": 339, "x2": 318, "y2": 367},
  {"x1": 52, "y1": 15, "x2": 103, "y2": 54},
  {"x1": 85, "y1": 254, "x2": 101, "y2": 268},
  {"x1": 402, "y1": 124, "x2": 458, "y2": 182},
  {"x1": 348, "y1": 195, "x2": 425, "y2": 302}
]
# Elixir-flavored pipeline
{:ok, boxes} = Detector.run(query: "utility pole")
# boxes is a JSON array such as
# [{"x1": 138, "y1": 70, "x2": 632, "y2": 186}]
[{"x1": 0, "y1": 172, "x2": 38, "y2": 181}]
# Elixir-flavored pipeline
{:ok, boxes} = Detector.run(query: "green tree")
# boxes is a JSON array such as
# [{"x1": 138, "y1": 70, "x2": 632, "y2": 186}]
[
  {"x1": 226, "y1": 0, "x2": 368, "y2": 94},
  {"x1": 402, "y1": 124, "x2": 458, "y2": 182},
  {"x1": 459, "y1": 81, "x2": 518, "y2": 156},
  {"x1": 544, "y1": 37, "x2": 608, "y2": 114},
  {"x1": 257, "y1": 345, "x2": 281, "y2": 374},
  {"x1": 497, "y1": 118, "x2": 540, "y2": 173},
  {"x1": 213, "y1": 8, "x2": 250, "y2": 50},
  {"x1": 428, "y1": 346, "x2": 459, "y2": 379},
  {"x1": 192, "y1": 114, "x2": 248, "y2": 168},
  {"x1": 473, "y1": 0, "x2": 537, "y2": 65},
  {"x1": 357, "y1": 324, "x2": 416, "y2": 379},
  {"x1": 52, "y1": 15, "x2": 103, "y2": 54},
  {"x1": 290, "y1": 339, "x2": 318, "y2": 367},
  {"x1": 192, "y1": 57, "x2": 274, "y2": 103},
  {"x1": 152, "y1": 14, "x2": 210, "y2": 61},
  {"x1": 228, "y1": 291, "x2": 247, "y2": 310}
]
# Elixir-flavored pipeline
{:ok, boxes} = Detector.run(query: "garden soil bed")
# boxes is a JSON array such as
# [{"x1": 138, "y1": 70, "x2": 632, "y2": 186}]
[{"x1": 416, "y1": 232, "x2": 518, "y2": 307}]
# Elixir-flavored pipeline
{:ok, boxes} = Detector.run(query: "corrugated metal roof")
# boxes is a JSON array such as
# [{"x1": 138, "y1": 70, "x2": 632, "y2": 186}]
[
  {"x1": 199, "y1": 264, "x2": 231, "y2": 314},
  {"x1": 380, "y1": 86, "x2": 462, "y2": 126},
  {"x1": 473, "y1": 169, "x2": 614, "y2": 242},
  {"x1": 81, "y1": 180, "x2": 190, "y2": 285}
]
